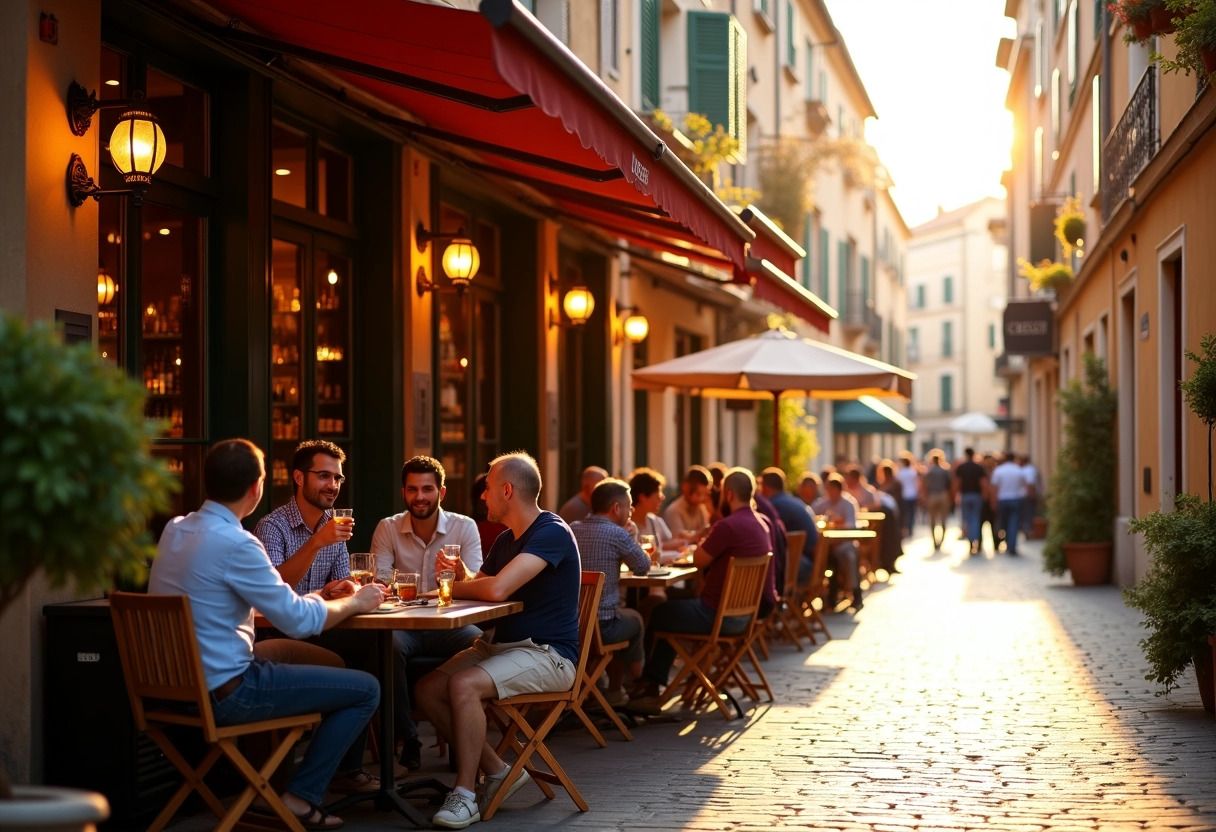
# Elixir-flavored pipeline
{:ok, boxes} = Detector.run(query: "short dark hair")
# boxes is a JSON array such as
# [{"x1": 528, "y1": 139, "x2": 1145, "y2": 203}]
[
  {"x1": 402, "y1": 455, "x2": 445, "y2": 489},
  {"x1": 292, "y1": 440, "x2": 345, "y2": 476},
  {"x1": 204, "y1": 439, "x2": 264, "y2": 503},
  {"x1": 799, "y1": 471, "x2": 822, "y2": 489},
  {"x1": 684, "y1": 465, "x2": 711, "y2": 488},
  {"x1": 825, "y1": 472, "x2": 845, "y2": 490},
  {"x1": 590, "y1": 478, "x2": 631, "y2": 514},
  {"x1": 491, "y1": 451, "x2": 542, "y2": 502},
  {"x1": 843, "y1": 466, "x2": 862, "y2": 481},
  {"x1": 759, "y1": 466, "x2": 787, "y2": 492},
  {"x1": 707, "y1": 462, "x2": 728, "y2": 485},
  {"x1": 964, "y1": 447, "x2": 975, "y2": 457},
  {"x1": 722, "y1": 467, "x2": 755, "y2": 502},
  {"x1": 628, "y1": 467, "x2": 666, "y2": 504}
]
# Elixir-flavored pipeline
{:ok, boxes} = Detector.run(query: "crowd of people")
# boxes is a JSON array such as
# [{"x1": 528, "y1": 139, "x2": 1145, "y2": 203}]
[{"x1": 146, "y1": 437, "x2": 1039, "y2": 831}]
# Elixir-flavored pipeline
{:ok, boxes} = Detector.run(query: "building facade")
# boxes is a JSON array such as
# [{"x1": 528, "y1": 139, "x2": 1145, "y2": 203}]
[
  {"x1": 906, "y1": 197, "x2": 1010, "y2": 460},
  {"x1": 998, "y1": 0, "x2": 1216, "y2": 586}
]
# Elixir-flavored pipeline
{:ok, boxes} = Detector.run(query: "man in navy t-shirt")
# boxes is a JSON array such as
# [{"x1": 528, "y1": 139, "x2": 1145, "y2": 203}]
[{"x1": 416, "y1": 452, "x2": 580, "y2": 829}]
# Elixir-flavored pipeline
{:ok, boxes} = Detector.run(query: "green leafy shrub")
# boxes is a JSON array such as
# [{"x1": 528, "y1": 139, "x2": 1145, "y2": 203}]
[
  {"x1": 0, "y1": 313, "x2": 177, "y2": 617},
  {"x1": 1156, "y1": 0, "x2": 1216, "y2": 78},
  {"x1": 1042, "y1": 353, "x2": 1117, "y2": 576}
]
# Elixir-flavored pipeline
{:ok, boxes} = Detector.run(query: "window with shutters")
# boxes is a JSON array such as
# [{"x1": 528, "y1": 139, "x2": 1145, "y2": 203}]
[
  {"x1": 837, "y1": 239, "x2": 852, "y2": 317},
  {"x1": 860, "y1": 255, "x2": 870, "y2": 302},
  {"x1": 753, "y1": 0, "x2": 774, "y2": 31},
  {"x1": 819, "y1": 227, "x2": 830, "y2": 303},
  {"x1": 600, "y1": 0, "x2": 619, "y2": 79},
  {"x1": 940, "y1": 374, "x2": 954, "y2": 412},
  {"x1": 915, "y1": 284, "x2": 925, "y2": 309},
  {"x1": 943, "y1": 275, "x2": 954, "y2": 304},
  {"x1": 687, "y1": 12, "x2": 747, "y2": 161},
  {"x1": 1067, "y1": 0, "x2": 1078, "y2": 104},
  {"x1": 805, "y1": 42, "x2": 814, "y2": 99},
  {"x1": 640, "y1": 0, "x2": 660, "y2": 111},
  {"x1": 942, "y1": 321, "x2": 953, "y2": 358},
  {"x1": 534, "y1": 0, "x2": 570, "y2": 45},
  {"x1": 784, "y1": 3, "x2": 797, "y2": 74}
]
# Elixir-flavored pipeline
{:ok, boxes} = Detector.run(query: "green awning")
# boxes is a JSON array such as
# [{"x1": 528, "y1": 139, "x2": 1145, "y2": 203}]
[{"x1": 832, "y1": 396, "x2": 915, "y2": 434}]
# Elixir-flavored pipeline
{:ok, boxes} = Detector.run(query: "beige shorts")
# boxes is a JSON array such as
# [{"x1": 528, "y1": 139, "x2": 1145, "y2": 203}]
[
  {"x1": 926, "y1": 492, "x2": 952, "y2": 522},
  {"x1": 437, "y1": 636, "x2": 576, "y2": 700}
]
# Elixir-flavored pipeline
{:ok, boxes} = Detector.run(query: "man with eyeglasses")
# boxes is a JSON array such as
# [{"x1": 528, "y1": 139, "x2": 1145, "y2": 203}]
[{"x1": 253, "y1": 439, "x2": 381, "y2": 795}]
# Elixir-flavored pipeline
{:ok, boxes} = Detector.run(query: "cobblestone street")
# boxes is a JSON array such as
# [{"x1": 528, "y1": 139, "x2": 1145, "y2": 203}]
[{"x1": 175, "y1": 529, "x2": 1216, "y2": 832}]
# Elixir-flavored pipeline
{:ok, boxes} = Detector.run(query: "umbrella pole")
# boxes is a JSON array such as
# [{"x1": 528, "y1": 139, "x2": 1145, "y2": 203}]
[{"x1": 772, "y1": 391, "x2": 783, "y2": 469}]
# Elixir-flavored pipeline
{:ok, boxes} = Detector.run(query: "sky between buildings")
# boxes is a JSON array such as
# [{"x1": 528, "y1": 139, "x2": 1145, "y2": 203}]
[{"x1": 826, "y1": 0, "x2": 1017, "y2": 227}]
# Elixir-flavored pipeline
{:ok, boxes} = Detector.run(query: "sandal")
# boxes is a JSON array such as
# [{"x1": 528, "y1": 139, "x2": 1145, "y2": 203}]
[
  {"x1": 291, "y1": 802, "x2": 344, "y2": 831},
  {"x1": 327, "y1": 768, "x2": 380, "y2": 795}
]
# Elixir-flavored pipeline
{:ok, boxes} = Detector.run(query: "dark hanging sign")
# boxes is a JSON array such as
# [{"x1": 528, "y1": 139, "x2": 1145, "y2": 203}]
[{"x1": 1003, "y1": 300, "x2": 1055, "y2": 355}]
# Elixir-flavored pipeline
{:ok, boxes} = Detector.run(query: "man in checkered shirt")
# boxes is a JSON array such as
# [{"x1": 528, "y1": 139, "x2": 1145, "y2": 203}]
[
  {"x1": 570, "y1": 478, "x2": 651, "y2": 706},
  {"x1": 253, "y1": 439, "x2": 380, "y2": 794}
]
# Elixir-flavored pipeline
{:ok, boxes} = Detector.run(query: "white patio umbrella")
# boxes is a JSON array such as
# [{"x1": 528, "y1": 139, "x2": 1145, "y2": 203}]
[
  {"x1": 948, "y1": 411, "x2": 1000, "y2": 434},
  {"x1": 632, "y1": 327, "x2": 915, "y2": 466}
]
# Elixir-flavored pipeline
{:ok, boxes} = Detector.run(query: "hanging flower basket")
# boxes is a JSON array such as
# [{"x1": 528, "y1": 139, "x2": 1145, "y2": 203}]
[
  {"x1": 1151, "y1": 5, "x2": 1178, "y2": 32},
  {"x1": 1109, "y1": 0, "x2": 1165, "y2": 42},
  {"x1": 1053, "y1": 196, "x2": 1087, "y2": 255},
  {"x1": 1018, "y1": 258, "x2": 1074, "y2": 294}
]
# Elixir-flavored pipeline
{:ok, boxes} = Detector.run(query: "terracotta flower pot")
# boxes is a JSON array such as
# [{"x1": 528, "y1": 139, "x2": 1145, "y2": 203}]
[
  {"x1": 1197, "y1": 642, "x2": 1214, "y2": 714},
  {"x1": 1030, "y1": 516, "x2": 1048, "y2": 540},
  {"x1": 1063, "y1": 541, "x2": 1112, "y2": 585},
  {"x1": 1133, "y1": 18, "x2": 1155, "y2": 40},
  {"x1": 1149, "y1": 6, "x2": 1176, "y2": 34}
]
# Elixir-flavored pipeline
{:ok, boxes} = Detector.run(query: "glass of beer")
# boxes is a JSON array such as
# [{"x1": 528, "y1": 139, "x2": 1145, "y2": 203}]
[
  {"x1": 641, "y1": 534, "x2": 660, "y2": 569},
  {"x1": 333, "y1": 508, "x2": 353, "y2": 526},
  {"x1": 396, "y1": 571, "x2": 419, "y2": 602},
  {"x1": 349, "y1": 552, "x2": 376, "y2": 586},
  {"x1": 437, "y1": 569, "x2": 455, "y2": 607}
]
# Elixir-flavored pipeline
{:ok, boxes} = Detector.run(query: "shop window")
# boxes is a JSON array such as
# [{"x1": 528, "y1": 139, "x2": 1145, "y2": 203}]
[
  {"x1": 317, "y1": 143, "x2": 351, "y2": 222},
  {"x1": 271, "y1": 238, "x2": 304, "y2": 505},
  {"x1": 97, "y1": 197, "x2": 123, "y2": 366},
  {"x1": 146, "y1": 67, "x2": 209, "y2": 175}
]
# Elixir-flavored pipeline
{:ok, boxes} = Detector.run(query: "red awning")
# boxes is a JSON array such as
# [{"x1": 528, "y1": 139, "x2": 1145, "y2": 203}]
[
  {"x1": 203, "y1": 0, "x2": 753, "y2": 268},
  {"x1": 738, "y1": 206, "x2": 835, "y2": 332}
]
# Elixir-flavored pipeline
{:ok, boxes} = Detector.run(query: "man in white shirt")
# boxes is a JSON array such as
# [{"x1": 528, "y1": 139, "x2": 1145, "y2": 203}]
[
  {"x1": 371, "y1": 456, "x2": 484, "y2": 769},
  {"x1": 989, "y1": 452, "x2": 1026, "y2": 556},
  {"x1": 895, "y1": 456, "x2": 921, "y2": 537}
]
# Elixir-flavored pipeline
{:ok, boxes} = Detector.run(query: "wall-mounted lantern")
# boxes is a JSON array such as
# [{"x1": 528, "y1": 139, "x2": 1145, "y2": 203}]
[
  {"x1": 415, "y1": 222, "x2": 481, "y2": 295},
  {"x1": 67, "y1": 82, "x2": 166, "y2": 207}
]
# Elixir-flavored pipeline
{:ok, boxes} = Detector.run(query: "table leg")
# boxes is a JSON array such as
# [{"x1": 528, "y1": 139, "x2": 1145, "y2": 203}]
[{"x1": 325, "y1": 630, "x2": 447, "y2": 827}]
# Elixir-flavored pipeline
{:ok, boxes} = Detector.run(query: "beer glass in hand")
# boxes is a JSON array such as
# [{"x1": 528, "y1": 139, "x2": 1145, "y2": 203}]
[
  {"x1": 349, "y1": 552, "x2": 376, "y2": 586},
  {"x1": 641, "y1": 534, "x2": 660, "y2": 569},
  {"x1": 437, "y1": 569, "x2": 455, "y2": 607},
  {"x1": 395, "y1": 570, "x2": 419, "y2": 602}
]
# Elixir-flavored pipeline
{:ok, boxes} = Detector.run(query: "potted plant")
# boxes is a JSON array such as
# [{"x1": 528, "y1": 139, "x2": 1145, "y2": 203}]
[
  {"x1": 0, "y1": 314, "x2": 176, "y2": 824},
  {"x1": 1124, "y1": 333, "x2": 1216, "y2": 712},
  {"x1": 1156, "y1": 0, "x2": 1216, "y2": 78},
  {"x1": 1053, "y1": 196, "x2": 1087, "y2": 257},
  {"x1": 1110, "y1": 0, "x2": 1166, "y2": 41},
  {"x1": 1017, "y1": 258, "x2": 1075, "y2": 295},
  {"x1": 1042, "y1": 353, "x2": 1117, "y2": 584}
]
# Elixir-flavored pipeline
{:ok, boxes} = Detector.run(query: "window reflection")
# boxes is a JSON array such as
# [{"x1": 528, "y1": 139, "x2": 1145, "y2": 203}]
[
  {"x1": 273, "y1": 123, "x2": 308, "y2": 208},
  {"x1": 271, "y1": 239, "x2": 304, "y2": 506},
  {"x1": 146, "y1": 67, "x2": 209, "y2": 175},
  {"x1": 317, "y1": 143, "x2": 351, "y2": 222},
  {"x1": 98, "y1": 197, "x2": 123, "y2": 365}
]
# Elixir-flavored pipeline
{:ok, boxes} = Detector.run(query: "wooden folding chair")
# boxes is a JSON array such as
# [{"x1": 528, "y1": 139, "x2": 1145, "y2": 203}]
[
  {"x1": 569, "y1": 605, "x2": 634, "y2": 745},
  {"x1": 801, "y1": 534, "x2": 834, "y2": 641},
  {"x1": 110, "y1": 593, "x2": 321, "y2": 832},
  {"x1": 652, "y1": 554, "x2": 772, "y2": 721},
  {"x1": 857, "y1": 511, "x2": 885, "y2": 582},
  {"x1": 770, "y1": 530, "x2": 817, "y2": 650},
  {"x1": 482, "y1": 571, "x2": 602, "y2": 820}
]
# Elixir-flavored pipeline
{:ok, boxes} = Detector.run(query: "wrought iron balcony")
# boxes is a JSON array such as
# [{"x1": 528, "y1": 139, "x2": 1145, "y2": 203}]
[
  {"x1": 1102, "y1": 67, "x2": 1158, "y2": 223},
  {"x1": 995, "y1": 353, "x2": 1026, "y2": 378}
]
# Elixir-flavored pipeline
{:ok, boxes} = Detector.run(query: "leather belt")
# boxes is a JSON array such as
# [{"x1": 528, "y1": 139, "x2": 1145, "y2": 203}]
[{"x1": 211, "y1": 673, "x2": 244, "y2": 702}]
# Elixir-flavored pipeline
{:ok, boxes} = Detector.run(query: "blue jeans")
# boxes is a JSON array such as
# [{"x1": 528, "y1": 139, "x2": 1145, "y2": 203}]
[
  {"x1": 210, "y1": 659, "x2": 379, "y2": 805},
  {"x1": 960, "y1": 493, "x2": 984, "y2": 548},
  {"x1": 392, "y1": 625, "x2": 481, "y2": 738},
  {"x1": 640, "y1": 599, "x2": 749, "y2": 687},
  {"x1": 998, "y1": 499, "x2": 1021, "y2": 554}
]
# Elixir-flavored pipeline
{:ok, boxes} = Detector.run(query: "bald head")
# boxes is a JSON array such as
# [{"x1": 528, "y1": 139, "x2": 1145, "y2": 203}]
[
  {"x1": 580, "y1": 466, "x2": 609, "y2": 500},
  {"x1": 491, "y1": 452, "x2": 542, "y2": 502},
  {"x1": 721, "y1": 467, "x2": 756, "y2": 507}
]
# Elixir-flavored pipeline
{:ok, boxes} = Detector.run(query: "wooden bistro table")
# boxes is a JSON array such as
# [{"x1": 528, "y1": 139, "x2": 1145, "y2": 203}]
[
  {"x1": 257, "y1": 599, "x2": 521, "y2": 827},
  {"x1": 618, "y1": 565, "x2": 698, "y2": 589}
]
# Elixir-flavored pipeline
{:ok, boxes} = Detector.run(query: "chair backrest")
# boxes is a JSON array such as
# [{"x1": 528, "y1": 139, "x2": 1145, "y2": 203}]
[
  {"x1": 110, "y1": 592, "x2": 214, "y2": 737},
  {"x1": 783, "y1": 531, "x2": 807, "y2": 597},
  {"x1": 710, "y1": 554, "x2": 772, "y2": 637},
  {"x1": 571, "y1": 572, "x2": 605, "y2": 696}
]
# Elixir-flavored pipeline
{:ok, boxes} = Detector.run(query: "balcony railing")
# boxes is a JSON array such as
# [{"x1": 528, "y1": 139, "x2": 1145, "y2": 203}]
[
  {"x1": 843, "y1": 289, "x2": 883, "y2": 346},
  {"x1": 1102, "y1": 67, "x2": 1158, "y2": 223}
]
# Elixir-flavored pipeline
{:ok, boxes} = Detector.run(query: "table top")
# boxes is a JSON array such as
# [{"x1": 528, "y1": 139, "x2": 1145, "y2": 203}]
[
  {"x1": 821, "y1": 529, "x2": 877, "y2": 540},
  {"x1": 618, "y1": 565, "x2": 699, "y2": 588},
  {"x1": 257, "y1": 599, "x2": 522, "y2": 631}
]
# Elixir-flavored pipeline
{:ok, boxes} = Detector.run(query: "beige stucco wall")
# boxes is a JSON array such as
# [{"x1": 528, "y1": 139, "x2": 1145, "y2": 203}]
[{"x1": 0, "y1": 0, "x2": 102, "y2": 784}]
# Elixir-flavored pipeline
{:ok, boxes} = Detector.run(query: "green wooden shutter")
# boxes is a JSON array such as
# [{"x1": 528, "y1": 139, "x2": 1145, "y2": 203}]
[
  {"x1": 785, "y1": 2, "x2": 795, "y2": 67},
  {"x1": 943, "y1": 275, "x2": 953, "y2": 304},
  {"x1": 837, "y1": 240, "x2": 849, "y2": 318},
  {"x1": 688, "y1": 12, "x2": 731, "y2": 133},
  {"x1": 640, "y1": 0, "x2": 660, "y2": 111},
  {"x1": 819, "y1": 228, "x2": 830, "y2": 302},
  {"x1": 730, "y1": 16, "x2": 747, "y2": 160},
  {"x1": 801, "y1": 215, "x2": 812, "y2": 288},
  {"x1": 860, "y1": 255, "x2": 870, "y2": 302},
  {"x1": 941, "y1": 375, "x2": 954, "y2": 412},
  {"x1": 942, "y1": 321, "x2": 953, "y2": 357}
]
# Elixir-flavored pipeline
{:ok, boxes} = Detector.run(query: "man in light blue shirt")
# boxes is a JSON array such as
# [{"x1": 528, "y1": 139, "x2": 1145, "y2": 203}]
[{"x1": 149, "y1": 438, "x2": 384, "y2": 828}]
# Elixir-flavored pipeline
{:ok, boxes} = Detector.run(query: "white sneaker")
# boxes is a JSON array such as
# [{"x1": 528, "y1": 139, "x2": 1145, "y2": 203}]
[
  {"x1": 476, "y1": 767, "x2": 531, "y2": 815},
  {"x1": 432, "y1": 790, "x2": 480, "y2": 829}
]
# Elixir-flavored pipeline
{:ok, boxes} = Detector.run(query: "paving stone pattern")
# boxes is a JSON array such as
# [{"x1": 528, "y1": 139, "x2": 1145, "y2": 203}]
[{"x1": 175, "y1": 530, "x2": 1216, "y2": 831}]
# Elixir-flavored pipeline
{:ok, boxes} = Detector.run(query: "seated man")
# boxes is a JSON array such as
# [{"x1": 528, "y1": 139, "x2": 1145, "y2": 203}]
[
  {"x1": 628, "y1": 468, "x2": 778, "y2": 715},
  {"x1": 662, "y1": 465, "x2": 713, "y2": 542},
  {"x1": 557, "y1": 465, "x2": 608, "y2": 524},
  {"x1": 371, "y1": 455, "x2": 483, "y2": 770},
  {"x1": 571, "y1": 478, "x2": 651, "y2": 705},
  {"x1": 149, "y1": 439, "x2": 383, "y2": 829},
  {"x1": 757, "y1": 467, "x2": 818, "y2": 584},
  {"x1": 796, "y1": 471, "x2": 822, "y2": 507},
  {"x1": 416, "y1": 452, "x2": 581, "y2": 830},
  {"x1": 253, "y1": 439, "x2": 379, "y2": 793},
  {"x1": 843, "y1": 466, "x2": 883, "y2": 510},
  {"x1": 812, "y1": 473, "x2": 865, "y2": 611}
]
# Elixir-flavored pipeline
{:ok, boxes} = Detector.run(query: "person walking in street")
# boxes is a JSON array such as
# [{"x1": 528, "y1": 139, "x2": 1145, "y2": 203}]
[
  {"x1": 954, "y1": 448, "x2": 987, "y2": 555},
  {"x1": 989, "y1": 452, "x2": 1025, "y2": 556},
  {"x1": 922, "y1": 451, "x2": 953, "y2": 551},
  {"x1": 895, "y1": 454, "x2": 921, "y2": 538}
]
